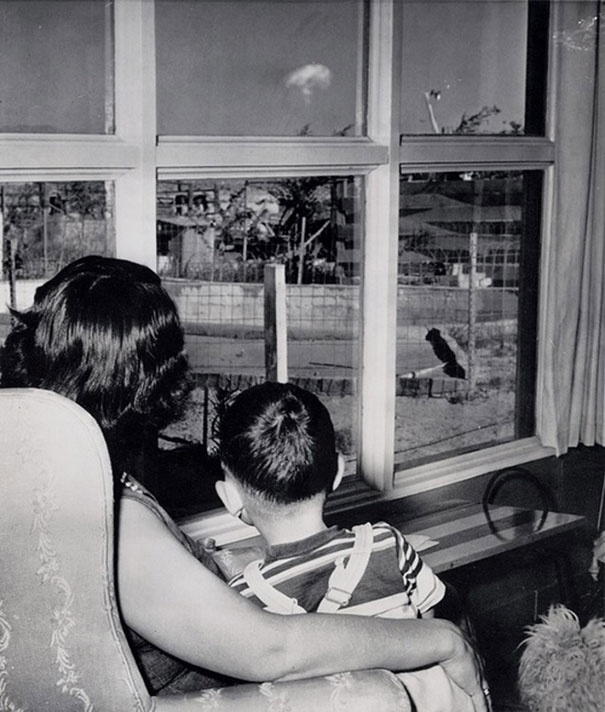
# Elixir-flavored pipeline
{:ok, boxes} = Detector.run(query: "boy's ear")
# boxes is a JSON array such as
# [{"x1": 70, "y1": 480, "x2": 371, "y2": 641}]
[
  {"x1": 332, "y1": 454, "x2": 345, "y2": 492},
  {"x1": 215, "y1": 479, "x2": 245, "y2": 519}
]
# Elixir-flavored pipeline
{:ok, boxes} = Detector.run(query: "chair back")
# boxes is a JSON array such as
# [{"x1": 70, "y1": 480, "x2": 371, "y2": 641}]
[{"x1": 0, "y1": 388, "x2": 151, "y2": 711}]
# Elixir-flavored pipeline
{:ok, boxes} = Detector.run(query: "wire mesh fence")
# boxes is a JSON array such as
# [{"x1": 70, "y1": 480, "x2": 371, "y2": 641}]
[
  {"x1": 0, "y1": 175, "x2": 527, "y2": 479},
  {"x1": 157, "y1": 176, "x2": 363, "y2": 468},
  {"x1": 158, "y1": 171, "x2": 526, "y2": 470},
  {"x1": 392, "y1": 171, "x2": 525, "y2": 466},
  {"x1": 158, "y1": 176, "x2": 362, "y2": 386}
]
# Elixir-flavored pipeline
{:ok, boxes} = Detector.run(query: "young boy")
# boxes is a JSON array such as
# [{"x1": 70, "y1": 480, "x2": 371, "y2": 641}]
[
  {"x1": 215, "y1": 381, "x2": 445, "y2": 620},
  {"x1": 215, "y1": 382, "x2": 480, "y2": 711}
]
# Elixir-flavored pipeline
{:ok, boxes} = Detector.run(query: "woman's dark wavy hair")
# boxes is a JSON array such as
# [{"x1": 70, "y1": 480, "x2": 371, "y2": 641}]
[{"x1": 0, "y1": 255, "x2": 192, "y2": 475}]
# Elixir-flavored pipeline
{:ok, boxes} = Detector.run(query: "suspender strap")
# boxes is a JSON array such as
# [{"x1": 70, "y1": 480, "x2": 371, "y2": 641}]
[
  {"x1": 316, "y1": 523, "x2": 374, "y2": 613},
  {"x1": 242, "y1": 559, "x2": 306, "y2": 615},
  {"x1": 243, "y1": 523, "x2": 374, "y2": 615}
]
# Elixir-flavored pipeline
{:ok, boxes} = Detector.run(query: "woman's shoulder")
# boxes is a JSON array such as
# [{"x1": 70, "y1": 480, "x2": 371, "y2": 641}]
[
  {"x1": 120, "y1": 473, "x2": 159, "y2": 505},
  {"x1": 120, "y1": 474, "x2": 195, "y2": 552},
  {"x1": 121, "y1": 474, "x2": 168, "y2": 516},
  {"x1": 119, "y1": 474, "x2": 223, "y2": 578}
]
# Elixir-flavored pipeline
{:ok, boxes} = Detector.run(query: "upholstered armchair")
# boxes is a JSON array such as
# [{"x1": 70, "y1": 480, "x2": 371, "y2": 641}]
[{"x1": 0, "y1": 389, "x2": 411, "y2": 711}]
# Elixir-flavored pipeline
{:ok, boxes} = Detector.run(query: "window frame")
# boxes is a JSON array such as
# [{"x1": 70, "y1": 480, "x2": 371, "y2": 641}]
[
  {"x1": 0, "y1": 0, "x2": 560, "y2": 545},
  {"x1": 393, "y1": 0, "x2": 556, "y2": 497}
]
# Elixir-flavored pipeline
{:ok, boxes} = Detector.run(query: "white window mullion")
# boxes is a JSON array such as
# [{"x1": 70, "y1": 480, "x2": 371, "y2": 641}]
[
  {"x1": 535, "y1": 0, "x2": 559, "y2": 443},
  {"x1": 358, "y1": 0, "x2": 398, "y2": 490},
  {"x1": 157, "y1": 137, "x2": 387, "y2": 177},
  {"x1": 0, "y1": 135, "x2": 139, "y2": 179},
  {"x1": 399, "y1": 136, "x2": 554, "y2": 171},
  {"x1": 113, "y1": 0, "x2": 157, "y2": 269}
]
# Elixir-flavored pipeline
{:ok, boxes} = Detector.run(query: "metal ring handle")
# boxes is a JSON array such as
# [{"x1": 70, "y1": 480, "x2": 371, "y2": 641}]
[{"x1": 482, "y1": 466, "x2": 556, "y2": 539}]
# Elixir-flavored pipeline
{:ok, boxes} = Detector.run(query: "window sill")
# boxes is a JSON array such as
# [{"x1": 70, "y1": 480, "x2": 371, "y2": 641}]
[
  {"x1": 390, "y1": 436, "x2": 554, "y2": 498},
  {"x1": 179, "y1": 436, "x2": 555, "y2": 546}
]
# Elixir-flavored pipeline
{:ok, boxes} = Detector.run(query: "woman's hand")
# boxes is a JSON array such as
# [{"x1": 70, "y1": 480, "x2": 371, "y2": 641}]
[
  {"x1": 438, "y1": 620, "x2": 491, "y2": 712},
  {"x1": 118, "y1": 497, "x2": 491, "y2": 698}
]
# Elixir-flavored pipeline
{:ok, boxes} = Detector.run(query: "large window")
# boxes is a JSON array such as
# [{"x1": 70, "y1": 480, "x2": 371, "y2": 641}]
[
  {"x1": 395, "y1": 170, "x2": 541, "y2": 470},
  {"x1": 156, "y1": 0, "x2": 368, "y2": 136},
  {"x1": 157, "y1": 175, "x2": 364, "y2": 488},
  {"x1": 400, "y1": 1, "x2": 529, "y2": 135},
  {"x1": 0, "y1": 0, "x2": 559, "y2": 537},
  {"x1": 0, "y1": 181, "x2": 115, "y2": 319},
  {"x1": 0, "y1": 0, "x2": 114, "y2": 134},
  {"x1": 394, "y1": 0, "x2": 550, "y2": 492}
]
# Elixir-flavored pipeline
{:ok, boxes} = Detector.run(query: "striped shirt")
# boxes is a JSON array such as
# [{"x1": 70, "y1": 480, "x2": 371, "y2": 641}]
[{"x1": 228, "y1": 523, "x2": 445, "y2": 618}]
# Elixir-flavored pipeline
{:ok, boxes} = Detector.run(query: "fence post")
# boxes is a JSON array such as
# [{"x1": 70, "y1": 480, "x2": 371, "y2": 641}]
[
  {"x1": 297, "y1": 216, "x2": 307, "y2": 285},
  {"x1": 6, "y1": 236, "x2": 18, "y2": 317},
  {"x1": 468, "y1": 231, "x2": 478, "y2": 395},
  {"x1": 0, "y1": 203, "x2": 3, "y2": 283},
  {"x1": 264, "y1": 263, "x2": 288, "y2": 383}
]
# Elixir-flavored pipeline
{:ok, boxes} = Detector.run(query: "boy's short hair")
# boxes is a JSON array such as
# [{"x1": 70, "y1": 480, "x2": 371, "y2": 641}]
[{"x1": 220, "y1": 382, "x2": 338, "y2": 505}]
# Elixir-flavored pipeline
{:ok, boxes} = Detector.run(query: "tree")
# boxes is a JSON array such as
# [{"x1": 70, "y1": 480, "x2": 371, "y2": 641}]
[
  {"x1": 269, "y1": 177, "x2": 337, "y2": 284},
  {"x1": 452, "y1": 105, "x2": 501, "y2": 134}
]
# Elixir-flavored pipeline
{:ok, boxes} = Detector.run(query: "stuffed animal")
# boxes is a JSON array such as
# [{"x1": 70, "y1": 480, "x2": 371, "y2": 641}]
[{"x1": 518, "y1": 605, "x2": 605, "y2": 712}]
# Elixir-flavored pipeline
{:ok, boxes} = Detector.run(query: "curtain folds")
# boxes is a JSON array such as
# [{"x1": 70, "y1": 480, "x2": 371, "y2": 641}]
[{"x1": 538, "y1": 1, "x2": 605, "y2": 454}]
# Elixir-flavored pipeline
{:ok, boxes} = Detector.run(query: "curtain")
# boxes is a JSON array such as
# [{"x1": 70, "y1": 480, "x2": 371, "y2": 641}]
[{"x1": 538, "y1": 1, "x2": 605, "y2": 454}]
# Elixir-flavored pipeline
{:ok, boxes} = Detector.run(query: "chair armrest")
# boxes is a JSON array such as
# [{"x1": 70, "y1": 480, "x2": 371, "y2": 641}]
[{"x1": 155, "y1": 669, "x2": 412, "y2": 711}]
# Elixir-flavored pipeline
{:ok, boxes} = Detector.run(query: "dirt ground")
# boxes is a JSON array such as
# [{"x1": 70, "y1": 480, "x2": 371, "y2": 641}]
[
  {"x1": 161, "y1": 323, "x2": 517, "y2": 480},
  {"x1": 162, "y1": 361, "x2": 515, "y2": 469}
]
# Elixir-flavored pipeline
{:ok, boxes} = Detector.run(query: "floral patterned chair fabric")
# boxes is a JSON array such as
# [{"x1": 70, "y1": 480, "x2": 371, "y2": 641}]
[{"x1": 0, "y1": 389, "x2": 412, "y2": 711}]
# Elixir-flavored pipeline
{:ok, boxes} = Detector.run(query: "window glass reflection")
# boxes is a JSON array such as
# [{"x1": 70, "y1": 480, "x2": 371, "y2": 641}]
[
  {"x1": 157, "y1": 176, "x2": 364, "y2": 514},
  {"x1": 395, "y1": 171, "x2": 536, "y2": 469},
  {"x1": 400, "y1": 0, "x2": 528, "y2": 135},
  {"x1": 0, "y1": 0, "x2": 114, "y2": 134},
  {"x1": 156, "y1": 0, "x2": 367, "y2": 136},
  {"x1": 1, "y1": 182, "x2": 114, "y2": 306}
]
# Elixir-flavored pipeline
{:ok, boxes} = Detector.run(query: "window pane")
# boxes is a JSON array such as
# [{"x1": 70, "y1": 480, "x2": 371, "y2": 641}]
[
  {"x1": 0, "y1": 180, "x2": 115, "y2": 310},
  {"x1": 0, "y1": 0, "x2": 114, "y2": 134},
  {"x1": 400, "y1": 0, "x2": 528, "y2": 135},
  {"x1": 395, "y1": 171, "x2": 538, "y2": 470},
  {"x1": 156, "y1": 0, "x2": 367, "y2": 136},
  {"x1": 158, "y1": 176, "x2": 363, "y2": 515}
]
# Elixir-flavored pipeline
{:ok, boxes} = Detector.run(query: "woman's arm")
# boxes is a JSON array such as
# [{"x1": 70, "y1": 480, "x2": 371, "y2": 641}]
[{"x1": 118, "y1": 498, "x2": 487, "y2": 709}]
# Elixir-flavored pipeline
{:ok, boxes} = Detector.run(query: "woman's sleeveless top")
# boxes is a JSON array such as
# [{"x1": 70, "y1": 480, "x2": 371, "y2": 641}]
[{"x1": 120, "y1": 476, "x2": 234, "y2": 694}]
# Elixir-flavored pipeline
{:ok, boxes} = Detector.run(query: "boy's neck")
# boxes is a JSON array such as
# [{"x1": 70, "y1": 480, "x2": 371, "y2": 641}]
[{"x1": 252, "y1": 502, "x2": 328, "y2": 547}]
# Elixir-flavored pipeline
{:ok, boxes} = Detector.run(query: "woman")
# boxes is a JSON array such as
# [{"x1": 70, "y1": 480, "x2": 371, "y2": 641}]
[{"x1": 0, "y1": 256, "x2": 489, "y2": 711}]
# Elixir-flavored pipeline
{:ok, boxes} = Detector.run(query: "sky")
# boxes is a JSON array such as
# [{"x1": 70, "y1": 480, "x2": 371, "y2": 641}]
[
  {"x1": 400, "y1": 1, "x2": 528, "y2": 134},
  {"x1": 0, "y1": 0, "x2": 528, "y2": 136},
  {"x1": 0, "y1": 0, "x2": 109, "y2": 133},
  {"x1": 155, "y1": 0, "x2": 365, "y2": 136}
]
